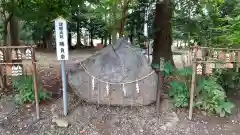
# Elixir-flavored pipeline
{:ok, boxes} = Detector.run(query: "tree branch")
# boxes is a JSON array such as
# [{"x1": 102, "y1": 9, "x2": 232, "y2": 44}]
[{"x1": 4, "y1": 12, "x2": 13, "y2": 24}]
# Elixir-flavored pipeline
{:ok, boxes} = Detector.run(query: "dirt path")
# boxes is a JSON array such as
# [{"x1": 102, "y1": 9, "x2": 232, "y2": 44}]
[{"x1": 0, "y1": 49, "x2": 240, "y2": 135}]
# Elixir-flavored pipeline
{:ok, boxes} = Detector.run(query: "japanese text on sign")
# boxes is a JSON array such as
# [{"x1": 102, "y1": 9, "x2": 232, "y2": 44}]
[{"x1": 54, "y1": 17, "x2": 69, "y2": 60}]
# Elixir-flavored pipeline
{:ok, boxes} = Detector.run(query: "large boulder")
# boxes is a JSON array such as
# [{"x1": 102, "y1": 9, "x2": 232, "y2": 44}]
[{"x1": 68, "y1": 38, "x2": 158, "y2": 106}]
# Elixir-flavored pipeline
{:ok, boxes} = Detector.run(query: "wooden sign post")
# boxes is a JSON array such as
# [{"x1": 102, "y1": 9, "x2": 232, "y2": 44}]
[{"x1": 54, "y1": 16, "x2": 69, "y2": 116}]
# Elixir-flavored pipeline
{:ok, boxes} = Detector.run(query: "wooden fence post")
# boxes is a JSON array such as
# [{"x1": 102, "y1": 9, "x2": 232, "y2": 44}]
[
  {"x1": 189, "y1": 47, "x2": 197, "y2": 120},
  {"x1": 156, "y1": 57, "x2": 164, "y2": 113}
]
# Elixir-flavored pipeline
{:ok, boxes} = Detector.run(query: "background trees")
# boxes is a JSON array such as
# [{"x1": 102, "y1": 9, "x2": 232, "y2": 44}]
[{"x1": 0, "y1": 0, "x2": 239, "y2": 62}]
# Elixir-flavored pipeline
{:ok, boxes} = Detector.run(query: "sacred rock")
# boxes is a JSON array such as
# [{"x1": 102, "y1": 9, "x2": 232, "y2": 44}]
[{"x1": 68, "y1": 38, "x2": 158, "y2": 106}]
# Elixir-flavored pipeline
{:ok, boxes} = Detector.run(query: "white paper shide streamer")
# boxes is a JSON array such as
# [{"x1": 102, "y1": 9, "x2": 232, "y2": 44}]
[
  {"x1": 122, "y1": 84, "x2": 126, "y2": 97},
  {"x1": 79, "y1": 62, "x2": 155, "y2": 100},
  {"x1": 106, "y1": 83, "x2": 110, "y2": 96},
  {"x1": 92, "y1": 77, "x2": 95, "y2": 91},
  {"x1": 136, "y1": 81, "x2": 140, "y2": 94}
]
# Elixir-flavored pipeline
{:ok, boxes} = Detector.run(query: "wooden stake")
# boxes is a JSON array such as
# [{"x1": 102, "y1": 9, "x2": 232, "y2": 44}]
[
  {"x1": 156, "y1": 57, "x2": 164, "y2": 113},
  {"x1": 237, "y1": 52, "x2": 239, "y2": 72},
  {"x1": 189, "y1": 49, "x2": 197, "y2": 120},
  {"x1": 156, "y1": 70, "x2": 162, "y2": 113}
]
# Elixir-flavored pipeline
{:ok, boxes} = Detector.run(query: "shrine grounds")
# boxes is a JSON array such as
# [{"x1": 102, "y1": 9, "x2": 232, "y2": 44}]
[{"x1": 0, "y1": 49, "x2": 240, "y2": 135}]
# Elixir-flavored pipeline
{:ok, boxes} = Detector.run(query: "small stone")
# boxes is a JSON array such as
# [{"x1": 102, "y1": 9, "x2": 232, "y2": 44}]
[
  {"x1": 201, "y1": 111, "x2": 207, "y2": 116},
  {"x1": 50, "y1": 125, "x2": 55, "y2": 129},
  {"x1": 52, "y1": 114, "x2": 59, "y2": 119},
  {"x1": 52, "y1": 118, "x2": 69, "y2": 128},
  {"x1": 165, "y1": 122, "x2": 173, "y2": 127},
  {"x1": 26, "y1": 104, "x2": 31, "y2": 108},
  {"x1": 80, "y1": 129, "x2": 86, "y2": 134},
  {"x1": 51, "y1": 104, "x2": 57, "y2": 112},
  {"x1": 204, "y1": 129, "x2": 209, "y2": 134},
  {"x1": 160, "y1": 125, "x2": 167, "y2": 130}
]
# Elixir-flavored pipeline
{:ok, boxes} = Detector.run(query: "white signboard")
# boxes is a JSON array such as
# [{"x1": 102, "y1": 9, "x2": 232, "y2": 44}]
[{"x1": 54, "y1": 16, "x2": 69, "y2": 60}]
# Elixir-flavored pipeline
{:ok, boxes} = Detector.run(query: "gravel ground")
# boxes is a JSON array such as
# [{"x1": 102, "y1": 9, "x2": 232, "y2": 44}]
[
  {"x1": 0, "y1": 92, "x2": 240, "y2": 135},
  {"x1": 0, "y1": 49, "x2": 240, "y2": 135}
]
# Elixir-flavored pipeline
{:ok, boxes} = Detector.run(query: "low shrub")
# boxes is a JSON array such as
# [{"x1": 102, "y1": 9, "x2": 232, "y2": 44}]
[
  {"x1": 165, "y1": 63, "x2": 234, "y2": 117},
  {"x1": 12, "y1": 75, "x2": 51, "y2": 105}
]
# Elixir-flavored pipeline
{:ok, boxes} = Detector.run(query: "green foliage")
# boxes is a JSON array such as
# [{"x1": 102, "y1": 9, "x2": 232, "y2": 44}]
[
  {"x1": 163, "y1": 61, "x2": 174, "y2": 77},
  {"x1": 172, "y1": 0, "x2": 240, "y2": 47},
  {"x1": 166, "y1": 63, "x2": 234, "y2": 117},
  {"x1": 196, "y1": 77, "x2": 235, "y2": 117},
  {"x1": 175, "y1": 66, "x2": 192, "y2": 77},
  {"x1": 214, "y1": 68, "x2": 240, "y2": 90},
  {"x1": 12, "y1": 75, "x2": 51, "y2": 105},
  {"x1": 0, "y1": 0, "x2": 239, "y2": 47},
  {"x1": 168, "y1": 67, "x2": 192, "y2": 108},
  {"x1": 151, "y1": 60, "x2": 174, "y2": 77},
  {"x1": 169, "y1": 81, "x2": 189, "y2": 107}
]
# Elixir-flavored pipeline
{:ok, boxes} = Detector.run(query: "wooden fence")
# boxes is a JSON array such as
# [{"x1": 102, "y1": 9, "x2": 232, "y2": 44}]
[
  {"x1": 188, "y1": 45, "x2": 240, "y2": 120},
  {"x1": 0, "y1": 45, "x2": 39, "y2": 119}
]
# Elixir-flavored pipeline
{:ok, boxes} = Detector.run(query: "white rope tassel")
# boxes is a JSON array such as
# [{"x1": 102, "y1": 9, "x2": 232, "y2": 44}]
[
  {"x1": 136, "y1": 81, "x2": 140, "y2": 94},
  {"x1": 106, "y1": 83, "x2": 110, "y2": 96},
  {"x1": 122, "y1": 84, "x2": 126, "y2": 96},
  {"x1": 92, "y1": 77, "x2": 95, "y2": 91}
]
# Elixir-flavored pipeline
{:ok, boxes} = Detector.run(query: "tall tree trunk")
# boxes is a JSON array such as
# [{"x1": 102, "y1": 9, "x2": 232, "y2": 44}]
[
  {"x1": 129, "y1": 33, "x2": 133, "y2": 43},
  {"x1": 152, "y1": 0, "x2": 174, "y2": 66},
  {"x1": 104, "y1": 32, "x2": 108, "y2": 46},
  {"x1": 109, "y1": 34, "x2": 112, "y2": 44},
  {"x1": 47, "y1": 30, "x2": 53, "y2": 50},
  {"x1": 42, "y1": 33, "x2": 46, "y2": 49},
  {"x1": 104, "y1": 38, "x2": 108, "y2": 46},
  {"x1": 112, "y1": 1, "x2": 117, "y2": 44},
  {"x1": 0, "y1": 13, "x2": 12, "y2": 89},
  {"x1": 119, "y1": 0, "x2": 130, "y2": 37},
  {"x1": 9, "y1": 0, "x2": 19, "y2": 46},
  {"x1": 137, "y1": 8, "x2": 141, "y2": 42},
  {"x1": 130, "y1": 16, "x2": 134, "y2": 43},
  {"x1": 9, "y1": 15, "x2": 19, "y2": 46},
  {"x1": 3, "y1": 18, "x2": 10, "y2": 46},
  {"x1": 104, "y1": 14, "x2": 108, "y2": 46},
  {"x1": 68, "y1": 30, "x2": 72, "y2": 49},
  {"x1": 76, "y1": 21, "x2": 82, "y2": 46},
  {"x1": 3, "y1": 22, "x2": 8, "y2": 46},
  {"x1": 6, "y1": 14, "x2": 20, "y2": 88},
  {"x1": 43, "y1": 29, "x2": 53, "y2": 50},
  {"x1": 90, "y1": 32, "x2": 93, "y2": 46}
]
